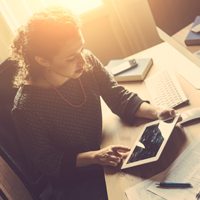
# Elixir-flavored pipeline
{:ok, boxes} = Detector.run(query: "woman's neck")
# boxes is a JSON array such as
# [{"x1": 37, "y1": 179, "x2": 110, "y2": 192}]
[{"x1": 28, "y1": 74, "x2": 70, "y2": 88}]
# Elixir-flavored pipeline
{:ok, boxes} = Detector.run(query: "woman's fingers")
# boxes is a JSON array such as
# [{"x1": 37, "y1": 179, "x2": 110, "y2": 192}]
[
  {"x1": 104, "y1": 155, "x2": 122, "y2": 166},
  {"x1": 107, "y1": 154, "x2": 121, "y2": 163},
  {"x1": 107, "y1": 160, "x2": 119, "y2": 167},
  {"x1": 105, "y1": 146, "x2": 130, "y2": 166},
  {"x1": 96, "y1": 145, "x2": 130, "y2": 167},
  {"x1": 111, "y1": 145, "x2": 130, "y2": 153},
  {"x1": 158, "y1": 108, "x2": 177, "y2": 120},
  {"x1": 111, "y1": 145, "x2": 130, "y2": 150},
  {"x1": 121, "y1": 151, "x2": 130, "y2": 159}
]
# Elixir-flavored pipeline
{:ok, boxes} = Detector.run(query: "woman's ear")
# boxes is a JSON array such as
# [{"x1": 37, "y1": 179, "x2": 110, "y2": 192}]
[{"x1": 34, "y1": 56, "x2": 50, "y2": 68}]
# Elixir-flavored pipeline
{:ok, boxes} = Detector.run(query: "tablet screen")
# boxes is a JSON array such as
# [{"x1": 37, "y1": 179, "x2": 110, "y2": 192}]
[{"x1": 127, "y1": 123, "x2": 164, "y2": 163}]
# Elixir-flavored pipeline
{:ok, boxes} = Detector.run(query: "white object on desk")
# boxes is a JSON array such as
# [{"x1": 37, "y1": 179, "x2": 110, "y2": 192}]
[
  {"x1": 126, "y1": 177, "x2": 165, "y2": 200},
  {"x1": 108, "y1": 59, "x2": 137, "y2": 76},
  {"x1": 145, "y1": 70, "x2": 189, "y2": 108},
  {"x1": 179, "y1": 107, "x2": 200, "y2": 126},
  {"x1": 191, "y1": 24, "x2": 200, "y2": 33}
]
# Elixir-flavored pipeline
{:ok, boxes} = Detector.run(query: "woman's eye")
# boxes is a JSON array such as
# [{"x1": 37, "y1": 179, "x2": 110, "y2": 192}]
[{"x1": 66, "y1": 57, "x2": 76, "y2": 62}]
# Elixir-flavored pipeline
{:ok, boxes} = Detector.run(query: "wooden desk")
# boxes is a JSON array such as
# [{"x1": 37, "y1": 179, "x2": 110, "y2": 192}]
[
  {"x1": 102, "y1": 42, "x2": 200, "y2": 200},
  {"x1": 173, "y1": 23, "x2": 200, "y2": 54}
]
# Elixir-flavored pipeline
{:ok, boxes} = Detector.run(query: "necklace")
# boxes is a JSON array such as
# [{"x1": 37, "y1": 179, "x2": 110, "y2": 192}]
[{"x1": 49, "y1": 78, "x2": 87, "y2": 108}]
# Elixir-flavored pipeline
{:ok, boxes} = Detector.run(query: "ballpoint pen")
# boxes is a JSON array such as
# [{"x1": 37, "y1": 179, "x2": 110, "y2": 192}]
[{"x1": 156, "y1": 182, "x2": 193, "y2": 188}]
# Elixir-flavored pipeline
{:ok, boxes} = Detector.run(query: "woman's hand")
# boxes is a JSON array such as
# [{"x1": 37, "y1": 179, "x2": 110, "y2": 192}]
[
  {"x1": 76, "y1": 145, "x2": 130, "y2": 167},
  {"x1": 135, "y1": 102, "x2": 176, "y2": 120},
  {"x1": 156, "y1": 107, "x2": 176, "y2": 121},
  {"x1": 93, "y1": 145, "x2": 130, "y2": 167}
]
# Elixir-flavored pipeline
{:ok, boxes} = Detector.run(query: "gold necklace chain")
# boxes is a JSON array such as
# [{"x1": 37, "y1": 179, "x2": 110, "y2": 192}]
[{"x1": 50, "y1": 78, "x2": 87, "y2": 108}]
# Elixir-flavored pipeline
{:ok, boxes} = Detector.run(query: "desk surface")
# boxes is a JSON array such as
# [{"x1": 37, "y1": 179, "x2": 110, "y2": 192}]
[{"x1": 102, "y1": 42, "x2": 200, "y2": 200}]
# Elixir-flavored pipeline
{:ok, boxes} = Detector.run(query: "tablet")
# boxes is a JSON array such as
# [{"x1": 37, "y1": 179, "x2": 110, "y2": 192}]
[{"x1": 121, "y1": 115, "x2": 180, "y2": 169}]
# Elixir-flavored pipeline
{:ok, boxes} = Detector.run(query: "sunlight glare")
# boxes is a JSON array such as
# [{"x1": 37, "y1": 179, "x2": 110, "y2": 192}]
[{"x1": 41, "y1": 0, "x2": 103, "y2": 14}]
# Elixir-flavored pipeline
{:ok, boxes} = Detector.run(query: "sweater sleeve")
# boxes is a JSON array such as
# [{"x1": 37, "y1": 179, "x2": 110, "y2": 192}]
[
  {"x1": 11, "y1": 108, "x2": 78, "y2": 180},
  {"x1": 86, "y1": 51, "x2": 146, "y2": 123}
]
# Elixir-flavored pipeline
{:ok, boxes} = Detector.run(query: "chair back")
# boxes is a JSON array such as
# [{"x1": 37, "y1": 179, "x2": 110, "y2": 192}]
[
  {"x1": 0, "y1": 152, "x2": 33, "y2": 200},
  {"x1": 0, "y1": 58, "x2": 48, "y2": 200}
]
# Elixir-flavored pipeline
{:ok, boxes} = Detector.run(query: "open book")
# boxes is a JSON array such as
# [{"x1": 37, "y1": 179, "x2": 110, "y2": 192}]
[{"x1": 106, "y1": 58, "x2": 153, "y2": 82}]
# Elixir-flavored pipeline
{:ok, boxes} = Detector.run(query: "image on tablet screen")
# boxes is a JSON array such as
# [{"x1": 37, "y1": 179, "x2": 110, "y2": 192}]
[{"x1": 127, "y1": 123, "x2": 164, "y2": 163}]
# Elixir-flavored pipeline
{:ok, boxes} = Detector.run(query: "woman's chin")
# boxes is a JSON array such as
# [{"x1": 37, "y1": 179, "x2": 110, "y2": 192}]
[{"x1": 72, "y1": 69, "x2": 84, "y2": 79}]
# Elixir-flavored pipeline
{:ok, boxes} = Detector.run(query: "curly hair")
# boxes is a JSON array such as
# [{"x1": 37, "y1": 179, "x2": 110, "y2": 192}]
[{"x1": 11, "y1": 6, "x2": 81, "y2": 88}]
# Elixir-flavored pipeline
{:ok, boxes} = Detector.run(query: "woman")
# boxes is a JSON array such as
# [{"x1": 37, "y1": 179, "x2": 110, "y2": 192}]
[{"x1": 11, "y1": 6, "x2": 175, "y2": 200}]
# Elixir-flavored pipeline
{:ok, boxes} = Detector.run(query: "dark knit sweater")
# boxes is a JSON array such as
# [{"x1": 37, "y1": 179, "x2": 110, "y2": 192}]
[{"x1": 12, "y1": 51, "x2": 144, "y2": 183}]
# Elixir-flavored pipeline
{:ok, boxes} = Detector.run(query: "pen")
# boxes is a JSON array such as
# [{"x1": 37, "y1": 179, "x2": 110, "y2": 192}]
[{"x1": 156, "y1": 182, "x2": 193, "y2": 188}]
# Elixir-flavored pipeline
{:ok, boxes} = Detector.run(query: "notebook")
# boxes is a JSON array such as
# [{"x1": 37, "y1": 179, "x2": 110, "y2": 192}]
[
  {"x1": 106, "y1": 58, "x2": 153, "y2": 82},
  {"x1": 121, "y1": 115, "x2": 180, "y2": 169},
  {"x1": 185, "y1": 16, "x2": 200, "y2": 46}
]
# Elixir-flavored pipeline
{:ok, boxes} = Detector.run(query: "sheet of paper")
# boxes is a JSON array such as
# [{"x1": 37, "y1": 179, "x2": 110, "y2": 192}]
[
  {"x1": 125, "y1": 178, "x2": 165, "y2": 200},
  {"x1": 147, "y1": 142, "x2": 200, "y2": 200},
  {"x1": 180, "y1": 167, "x2": 200, "y2": 199},
  {"x1": 125, "y1": 141, "x2": 200, "y2": 200}
]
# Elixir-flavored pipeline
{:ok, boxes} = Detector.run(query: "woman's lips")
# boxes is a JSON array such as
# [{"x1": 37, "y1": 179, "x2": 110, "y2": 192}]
[{"x1": 75, "y1": 68, "x2": 83, "y2": 73}]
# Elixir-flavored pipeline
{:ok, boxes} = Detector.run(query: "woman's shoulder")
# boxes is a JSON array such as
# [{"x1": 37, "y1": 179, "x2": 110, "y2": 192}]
[
  {"x1": 83, "y1": 49, "x2": 111, "y2": 81},
  {"x1": 13, "y1": 86, "x2": 33, "y2": 112},
  {"x1": 13, "y1": 85, "x2": 52, "y2": 111}
]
